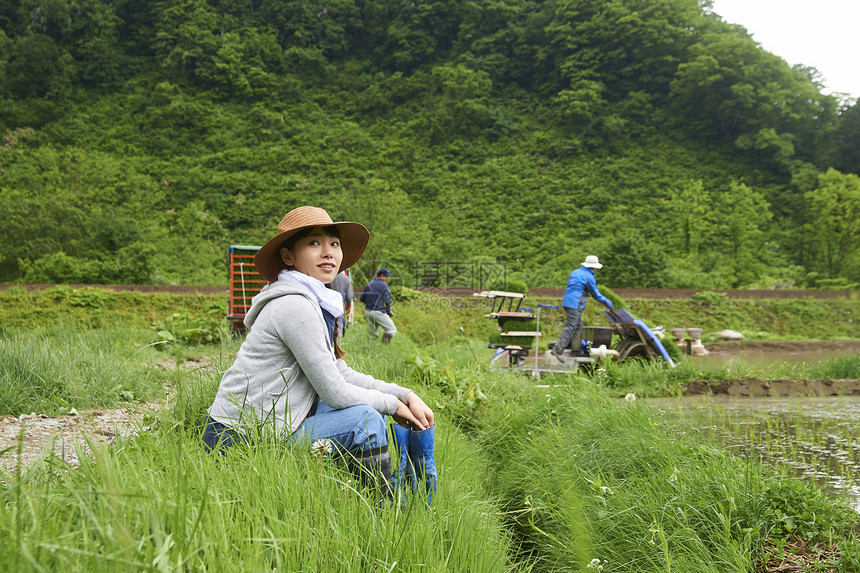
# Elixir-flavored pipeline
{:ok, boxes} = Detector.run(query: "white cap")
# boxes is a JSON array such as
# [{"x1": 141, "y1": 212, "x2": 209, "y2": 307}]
[{"x1": 582, "y1": 255, "x2": 603, "y2": 269}]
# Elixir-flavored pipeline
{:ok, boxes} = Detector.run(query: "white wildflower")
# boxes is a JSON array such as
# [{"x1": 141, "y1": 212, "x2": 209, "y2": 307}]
[
  {"x1": 649, "y1": 522, "x2": 659, "y2": 545},
  {"x1": 587, "y1": 558, "x2": 604, "y2": 570},
  {"x1": 624, "y1": 393, "x2": 636, "y2": 402},
  {"x1": 311, "y1": 439, "x2": 334, "y2": 456}
]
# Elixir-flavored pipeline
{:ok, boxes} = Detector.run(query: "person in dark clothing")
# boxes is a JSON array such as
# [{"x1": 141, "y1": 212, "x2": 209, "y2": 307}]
[
  {"x1": 360, "y1": 268, "x2": 397, "y2": 343},
  {"x1": 331, "y1": 270, "x2": 354, "y2": 335},
  {"x1": 552, "y1": 255, "x2": 613, "y2": 361}
]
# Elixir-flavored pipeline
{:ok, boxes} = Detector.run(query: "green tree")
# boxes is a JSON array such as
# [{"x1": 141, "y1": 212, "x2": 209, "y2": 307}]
[
  {"x1": 600, "y1": 229, "x2": 669, "y2": 288},
  {"x1": 670, "y1": 24, "x2": 826, "y2": 165},
  {"x1": 341, "y1": 176, "x2": 412, "y2": 285},
  {"x1": 804, "y1": 168, "x2": 860, "y2": 280},
  {"x1": 426, "y1": 63, "x2": 492, "y2": 137},
  {"x1": 148, "y1": 200, "x2": 229, "y2": 285},
  {"x1": 553, "y1": 79, "x2": 610, "y2": 137},
  {"x1": 209, "y1": 29, "x2": 281, "y2": 97},
  {"x1": 257, "y1": 0, "x2": 360, "y2": 59},
  {"x1": 713, "y1": 181, "x2": 772, "y2": 288},
  {"x1": 547, "y1": 0, "x2": 701, "y2": 98},
  {"x1": 154, "y1": 0, "x2": 220, "y2": 79},
  {"x1": 453, "y1": 0, "x2": 554, "y2": 86},
  {"x1": 661, "y1": 179, "x2": 714, "y2": 255},
  {"x1": 831, "y1": 99, "x2": 860, "y2": 175},
  {"x1": 374, "y1": 0, "x2": 461, "y2": 72},
  {"x1": 3, "y1": 33, "x2": 69, "y2": 99}
]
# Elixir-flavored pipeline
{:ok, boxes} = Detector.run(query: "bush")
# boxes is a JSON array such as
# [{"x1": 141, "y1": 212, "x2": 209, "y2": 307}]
[
  {"x1": 19, "y1": 252, "x2": 109, "y2": 284},
  {"x1": 390, "y1": 284, "x2": 421, "y2": 301},
  {"x1": 691, "y1": 290, "x2": 728, "y2": 306},
  {"x1": 152, "y1": 304, "x2": 229, "y2": 348},
  {"x1": 745, "y1": 479, "x2": 853, "y2": 543},
  {"x1": 486, "y1": 278, "x2": 528, "y2": 295}
]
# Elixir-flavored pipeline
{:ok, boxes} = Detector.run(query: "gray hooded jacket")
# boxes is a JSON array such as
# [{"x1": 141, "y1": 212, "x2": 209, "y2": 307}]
[{"x1": 207, "y1": 279, "x2": 411, "y2": 435}]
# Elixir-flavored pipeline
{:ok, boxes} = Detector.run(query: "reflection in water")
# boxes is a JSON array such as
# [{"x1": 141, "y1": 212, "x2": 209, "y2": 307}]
[{"x1": 649, "y1": 395, "x2": 860, "y2": 511}]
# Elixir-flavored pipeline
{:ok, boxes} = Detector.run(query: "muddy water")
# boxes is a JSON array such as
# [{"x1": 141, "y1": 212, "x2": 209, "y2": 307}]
[
  {"x1": 650, "y1": 395, "x2": 860, "y2": 511},
  {"x1": 694, "y1": 340, "x2": 860, "y2": 372}
]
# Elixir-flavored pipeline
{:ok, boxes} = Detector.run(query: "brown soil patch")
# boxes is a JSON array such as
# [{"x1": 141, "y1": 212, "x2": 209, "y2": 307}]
[
  {"x1": 684, "y1": 377, "x2": 860, "y2": 397},
  {"x1": 705, "y1": 339, "x2": 860, "y2": 353},
  {"x1": 759, "y1": 535, "x2": 840, "y2": 572},
  {"x1": 0, "y1": 357, "x2": 207, "y2": 477},
  {"x1": 0, "y1": 402, "x2": 161, "y2": 477}
]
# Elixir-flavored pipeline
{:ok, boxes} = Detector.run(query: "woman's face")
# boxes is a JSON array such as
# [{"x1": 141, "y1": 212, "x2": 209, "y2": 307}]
[{"x1": 280, "y1": 227, "x2": 343, "y2": 284}]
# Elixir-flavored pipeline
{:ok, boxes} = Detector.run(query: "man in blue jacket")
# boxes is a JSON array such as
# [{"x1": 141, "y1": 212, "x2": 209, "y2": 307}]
[
  {"x1": 552, "y1": 255, "x2": 613, "y2": 361},
  {"x1": 360, "y1": 268, "x2": 397, "y2": 343}
]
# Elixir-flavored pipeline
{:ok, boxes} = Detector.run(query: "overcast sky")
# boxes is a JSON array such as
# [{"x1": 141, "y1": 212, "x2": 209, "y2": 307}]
[{"x1": 709, "y1": 0, "x2": 859, "y2": 100}]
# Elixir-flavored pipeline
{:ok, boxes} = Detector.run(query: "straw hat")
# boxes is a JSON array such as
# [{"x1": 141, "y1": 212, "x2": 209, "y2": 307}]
[
  {"x1": 582, "y1": 255, "x2": 603, "y2": 269},
  {"x1": 255, "y1": 206, "x2": 370, "y2": 282}
]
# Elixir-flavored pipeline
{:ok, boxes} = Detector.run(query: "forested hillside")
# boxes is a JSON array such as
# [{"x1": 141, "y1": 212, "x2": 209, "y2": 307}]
[{"x1": 1, "y1": 0, "x2": 859, "y2": 289}]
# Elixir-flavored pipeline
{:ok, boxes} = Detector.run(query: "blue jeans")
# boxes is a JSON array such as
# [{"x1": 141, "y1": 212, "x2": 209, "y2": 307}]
[{"x1": 202, "y1": 399, "x2": 388, "y2": 455}]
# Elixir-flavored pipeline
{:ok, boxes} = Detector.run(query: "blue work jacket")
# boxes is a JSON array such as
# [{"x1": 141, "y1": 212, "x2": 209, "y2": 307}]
[
  {"x1": 561, "y1": 266, "x2": 612, "y2": 311},
  {"x1": 359, "y1": 278, "x2": 392, "y2": 313}
]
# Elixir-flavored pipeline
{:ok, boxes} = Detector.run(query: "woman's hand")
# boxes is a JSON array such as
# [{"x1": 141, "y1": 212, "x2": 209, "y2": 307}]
[
  {"x1": 392, "y1": 393, "x2": 434, "y2": 431},
  {"x1": 407, "y1": 392, "x2": 434, "y2": 429},
  {"x1": 393, "y1": 401, "x2": 424, "y2": 430}
]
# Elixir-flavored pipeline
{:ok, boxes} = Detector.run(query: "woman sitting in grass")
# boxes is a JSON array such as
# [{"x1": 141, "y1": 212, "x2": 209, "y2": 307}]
[{"x1": 203, "y1": 206, "x2": 436, "y2": 503}]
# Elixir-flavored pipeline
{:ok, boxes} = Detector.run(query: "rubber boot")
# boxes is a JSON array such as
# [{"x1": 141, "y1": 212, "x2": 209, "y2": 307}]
[
  {"x1": 382, "y1": 333, "x2": 393, "y2": 344},
  {"x1": 550, "y1": 341, "x2": 565, "y2": 363},
  {"x1": 407, "y1": 425, "x2": 438, "y2": 505},
  {"x1": 346, "y1": 445, "x2": 395, "y2": 503},
  {"x1": 391, "y1": 423, "x2": 416, "y2": 493}
]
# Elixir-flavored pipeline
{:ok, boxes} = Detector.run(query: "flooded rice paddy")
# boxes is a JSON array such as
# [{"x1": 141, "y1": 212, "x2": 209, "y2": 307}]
[
  {"x1": 651, "y1": 395, "x2": 860, "y2": 510},
  {"x1": 650, "y1": 342, "x2": 860, "y2": 510}
]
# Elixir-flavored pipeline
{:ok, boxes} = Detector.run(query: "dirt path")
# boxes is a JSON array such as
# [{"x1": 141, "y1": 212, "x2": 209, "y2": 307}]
[
  {"x1": 684, "y1": 377, "x2": 860, "y2": 397},
  {"x1": 0, "y1": 402, "x2": 162, "y2": 477},
  {"x1": 0, "y1": 357, "x2": 206, "y2": 478},
  {"x1": 705, "y1": 339, "x2": 860, "y2": 354}
]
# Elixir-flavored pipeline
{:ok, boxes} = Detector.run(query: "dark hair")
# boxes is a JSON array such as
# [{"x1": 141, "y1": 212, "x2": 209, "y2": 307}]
[
  {"x1": 281, "y1": 225, "x2": 341, "y2": 252},
  {"x1": 332, "y1": 324, "x2": 345, "y2": 359}
]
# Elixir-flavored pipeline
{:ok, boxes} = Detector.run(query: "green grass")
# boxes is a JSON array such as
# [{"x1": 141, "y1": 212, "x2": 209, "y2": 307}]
[
  {"x1": 477, "y1": 384, "x2": 856, "y2": 571},
  {"x1": 810, "y1": 354, "x2": 860, "y2": 379},
  {"x1": 2, "y1": 291, "x2": 860, "y2": 571},
  {"x1": 0, "y1": 323, "x2": 166, "y2": 415},
  {"x1": 1, "y1": 423, "x2": 517, "y2": 571}
]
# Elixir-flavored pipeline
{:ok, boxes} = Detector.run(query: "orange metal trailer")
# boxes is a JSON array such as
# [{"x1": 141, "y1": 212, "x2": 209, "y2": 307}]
[{"x1": 227, "y1": 245, "x2": 265, "y2": 329}]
